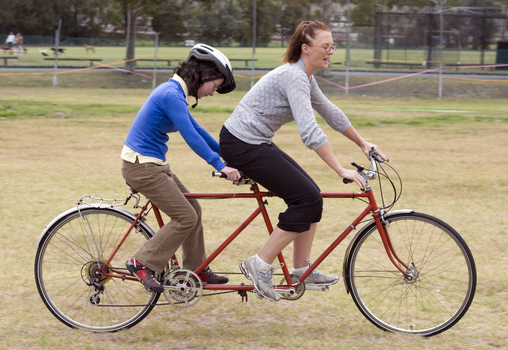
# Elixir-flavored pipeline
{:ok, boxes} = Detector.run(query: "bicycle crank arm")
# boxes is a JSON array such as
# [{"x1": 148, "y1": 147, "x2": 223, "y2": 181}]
[
  {"x1": 304, "y1": 285, "x2": 329, "y2": 292},
  {"x1": 163, "y1": 285, "x2": 201, "y2": 292},
  {"x1": 274, "y1": 287, "x2": 296, "y2": 295}
]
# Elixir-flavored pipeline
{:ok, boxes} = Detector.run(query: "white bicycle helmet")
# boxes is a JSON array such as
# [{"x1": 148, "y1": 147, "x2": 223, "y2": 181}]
[{"x1": 187, "y1": 44, "x2": 236, "y2": 94}]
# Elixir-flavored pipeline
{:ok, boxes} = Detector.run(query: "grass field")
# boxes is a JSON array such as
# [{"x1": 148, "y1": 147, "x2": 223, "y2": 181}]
[
  {"x1": 4, "y1": 45, "x2": 505, "y2": 74},
  {"x1": 0, "y1": 84, "x2": 507, "y2": 349}
]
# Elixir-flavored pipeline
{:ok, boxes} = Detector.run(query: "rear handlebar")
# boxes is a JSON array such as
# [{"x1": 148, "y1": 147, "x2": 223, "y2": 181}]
[{"x1": 212, "y1": 171, "x2": 253, "y2": 186}]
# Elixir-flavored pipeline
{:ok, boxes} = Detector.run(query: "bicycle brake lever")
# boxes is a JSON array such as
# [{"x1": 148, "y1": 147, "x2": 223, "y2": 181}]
[{"x1": 369, "y1": 147, "x2": 386, "y2": 163}]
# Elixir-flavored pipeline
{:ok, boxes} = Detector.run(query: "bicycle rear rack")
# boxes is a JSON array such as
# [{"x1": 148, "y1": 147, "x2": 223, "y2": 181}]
[{"x1": 77, "y1": 191, "x2": 141, "y2": 209}]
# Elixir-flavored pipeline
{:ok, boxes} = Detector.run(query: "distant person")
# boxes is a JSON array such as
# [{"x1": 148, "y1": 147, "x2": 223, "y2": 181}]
[
  {"x1": 5, "y1": 31, "x2": 15, "y2": 54},
  {"x1": 15, "y1": 33, "x2": 23, "y2": 55}
]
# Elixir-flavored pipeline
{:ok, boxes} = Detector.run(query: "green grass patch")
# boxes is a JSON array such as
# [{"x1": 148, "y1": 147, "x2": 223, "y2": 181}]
[
  {"x1": 196, "y1": 106, "x2": 236, "y2": 114},
  {"x1": 0, "y1": 100, "x2": 139, "y2": 119}
]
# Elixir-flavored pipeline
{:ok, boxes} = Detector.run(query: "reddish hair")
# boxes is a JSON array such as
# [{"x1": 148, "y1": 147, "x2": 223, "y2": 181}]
[{"x1": 282, "y1": 21, "x2": 331, "y2": 64}]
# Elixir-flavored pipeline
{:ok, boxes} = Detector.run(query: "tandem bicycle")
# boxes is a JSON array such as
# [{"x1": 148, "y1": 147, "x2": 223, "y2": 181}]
[{"x1": 34, "y1": 150, "x2": 476, "y2": 336}]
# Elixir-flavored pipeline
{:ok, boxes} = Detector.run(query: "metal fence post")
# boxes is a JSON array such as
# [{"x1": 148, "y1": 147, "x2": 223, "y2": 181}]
[
  {"x1": 52, "y1": 19, "x2": 62, "y2": 87},
  {"x1": 152, "y1": 33, "x2": 159, "y2": 90}
]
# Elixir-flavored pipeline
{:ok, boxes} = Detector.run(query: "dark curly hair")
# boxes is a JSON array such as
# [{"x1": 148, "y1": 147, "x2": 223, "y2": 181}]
[{"x1": 173, "y1": 60, "x2": 224, "y2": 98}]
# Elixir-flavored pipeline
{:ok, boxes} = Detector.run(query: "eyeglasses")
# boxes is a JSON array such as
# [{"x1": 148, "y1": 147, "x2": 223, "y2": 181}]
[{"x1": 307, "y1": 44, "x2": 337, "y2": 53}]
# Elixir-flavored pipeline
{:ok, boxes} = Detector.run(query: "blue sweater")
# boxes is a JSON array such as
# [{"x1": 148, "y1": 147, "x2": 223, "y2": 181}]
[{"x1": 124, "y1": 79, "x2": 226, "y2": 171}]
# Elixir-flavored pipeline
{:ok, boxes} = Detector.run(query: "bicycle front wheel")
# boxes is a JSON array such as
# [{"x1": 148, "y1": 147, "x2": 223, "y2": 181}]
[
  {"x1": 345, "y1": 212, "x2": 476, "y2": 336},
  {"x1": 35, "y1": 207, "x2": 160, "y2": 332}
]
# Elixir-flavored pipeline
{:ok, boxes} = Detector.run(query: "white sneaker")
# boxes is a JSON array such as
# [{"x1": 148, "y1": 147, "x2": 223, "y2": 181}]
[
  {"x1": 239, "y1": 256, "x2": 280, "y2": 302},
  {"x1": 291, "y1": 261, "x2": 339, "y2": 286}
]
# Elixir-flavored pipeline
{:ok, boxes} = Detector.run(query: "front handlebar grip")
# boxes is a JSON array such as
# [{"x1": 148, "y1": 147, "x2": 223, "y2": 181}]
[{"x1": 343, "y1": 178, "x2": 353, "y2": 184}]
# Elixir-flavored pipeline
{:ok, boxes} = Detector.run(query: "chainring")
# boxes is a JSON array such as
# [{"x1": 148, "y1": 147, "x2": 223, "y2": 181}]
[
  {"x1": 279, "y1": 274, "x2": 305, "y2": 301},
  {"x1": 163, "y1": 269, "x2": 203, "y2": 308}
]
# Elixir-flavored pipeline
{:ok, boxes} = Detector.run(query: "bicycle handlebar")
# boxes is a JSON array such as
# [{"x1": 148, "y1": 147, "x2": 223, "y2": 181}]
[
  {"x1": 212, "y1": 171, "x2": 228, "y2": 179},
  {"x1": 343, "y1": 147, "x2": 384, "y2": 185},
  {"x1": 212, "y1": 171, "x2": 254, "y2": 186}
]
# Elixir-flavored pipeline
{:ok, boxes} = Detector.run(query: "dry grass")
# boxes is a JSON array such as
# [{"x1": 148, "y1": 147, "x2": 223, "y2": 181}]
[{"x1": 0, "y1": 87, "x2": 507, "y2": 349}]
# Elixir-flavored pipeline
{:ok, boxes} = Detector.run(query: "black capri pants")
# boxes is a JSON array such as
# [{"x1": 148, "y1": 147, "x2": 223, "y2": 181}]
[{"x1": 220, "y1": 126, "x2": 323, "y2": 233}]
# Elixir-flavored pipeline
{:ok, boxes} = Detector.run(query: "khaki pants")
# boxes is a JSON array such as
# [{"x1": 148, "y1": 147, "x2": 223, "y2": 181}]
[{"x1": 121, "y1": 160, "x2": 206, "y2": 273}]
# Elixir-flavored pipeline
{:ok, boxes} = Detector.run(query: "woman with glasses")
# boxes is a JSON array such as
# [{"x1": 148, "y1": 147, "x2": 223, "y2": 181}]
[
  {"x1": 219, "y1": 21, "x2": 387, "y2": 302},
  {"x1": 122, "y1": 44, "x2": 241, "y2": 293}
]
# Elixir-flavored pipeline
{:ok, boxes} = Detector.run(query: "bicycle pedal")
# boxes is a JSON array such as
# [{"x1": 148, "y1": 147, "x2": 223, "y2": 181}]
[{"x1": 305, "y1": 285, "x2": 330, "y2": 292}]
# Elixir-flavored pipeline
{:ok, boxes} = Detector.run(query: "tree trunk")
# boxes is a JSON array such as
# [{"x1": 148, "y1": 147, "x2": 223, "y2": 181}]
[
  {"x1": 321, "y1": 0, "x2": 332, "y2": 26},
  {"x1": 318, "y1": 0, "x2": 333, "y2": 77},
  {"x1": 124, "y1": 3, "x2": 143, "y2": 72}
]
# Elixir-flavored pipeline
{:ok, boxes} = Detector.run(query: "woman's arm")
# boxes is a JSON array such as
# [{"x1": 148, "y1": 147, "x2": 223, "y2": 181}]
[
  {"x1": 315, "y1": 142, "x2": 367, "y2": 190},
  {"x1": 189, "y1": 115, "x2": 220, "y2": 153},
  {"x1": 341, "y1": 125, "x2": 388, "y2": 161}
]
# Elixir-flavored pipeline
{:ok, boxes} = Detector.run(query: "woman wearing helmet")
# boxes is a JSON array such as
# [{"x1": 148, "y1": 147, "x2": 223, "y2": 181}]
[{"x1": 122, "y1": 44, "x2": 240, "y2": 293}]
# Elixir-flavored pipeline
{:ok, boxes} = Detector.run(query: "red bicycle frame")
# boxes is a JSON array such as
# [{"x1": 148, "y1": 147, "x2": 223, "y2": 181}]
[{"x1": 102, "y1": 182, "x2": 408, "y2": 289}]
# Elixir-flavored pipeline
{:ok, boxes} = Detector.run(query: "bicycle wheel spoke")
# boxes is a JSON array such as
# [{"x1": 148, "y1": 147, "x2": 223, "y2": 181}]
[
  {"x1": 35, "y1": 208, "x2": 159, "y2": 332},
  {"x1": 347, "y1": 212, "x2": 476, "y2": 336}
]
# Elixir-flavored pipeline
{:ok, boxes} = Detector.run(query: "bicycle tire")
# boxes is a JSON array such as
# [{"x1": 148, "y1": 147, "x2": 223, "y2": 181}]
[
  {"x1": 35, "y1": 207, "x2": 160, "y2": 332},
  {"x1": 345, "y1": 212, "x2": 476, "y2": 336}
]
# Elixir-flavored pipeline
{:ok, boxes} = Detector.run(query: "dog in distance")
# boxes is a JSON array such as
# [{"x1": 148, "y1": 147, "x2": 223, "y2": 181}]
[{"x1": 84, "y1": 44, "x2": 95, "y2": 53}]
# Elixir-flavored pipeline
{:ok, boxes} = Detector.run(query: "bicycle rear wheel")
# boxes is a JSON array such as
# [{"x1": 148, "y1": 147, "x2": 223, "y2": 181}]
[
  {"x1": 345, "y1": 212, "x2": 476, "y2": 336},
  {"x1": 35, "y1": 207, "x2": 160, "y2": 332}
]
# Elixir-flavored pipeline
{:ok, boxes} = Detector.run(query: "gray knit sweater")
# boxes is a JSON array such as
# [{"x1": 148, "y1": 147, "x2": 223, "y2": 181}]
[{"x1": 224, "y1": 59, "x2": 351, "y2": 151}]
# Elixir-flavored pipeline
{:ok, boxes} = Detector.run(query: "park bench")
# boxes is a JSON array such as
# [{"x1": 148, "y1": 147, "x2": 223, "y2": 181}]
[
  {"x1": 44, "y1": 58, "x2": 103, "y2": 66},
  {"x1": 0, "y1": 56, "x2": 18, "y2": 65},
  {"x1": 366, "y1": 61, "x2": 423, "y2": 69},
  {"x1": 134, "y1": 59, "x2": 182, "y2": 66},
  {"x1": 229, "y1": 58, "x2": 258, "y2": 67},
  {"x1": 447, "y1": 63, "x2": 494, "y2": 71}
]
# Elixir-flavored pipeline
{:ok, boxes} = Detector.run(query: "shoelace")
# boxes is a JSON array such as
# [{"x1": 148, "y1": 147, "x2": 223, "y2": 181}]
[
  {"x1": 293, "y1": 260, "x2": 324, "y2": 282},
  {"x1": 129, "y1": 257, "x2": 142, "y2": 268},
  {"x1": 256, "y1": 263, "x2": 283, "y2": 285},
  {"x1": 304, "y1": 269, "x2": 323, "y2": 282}
]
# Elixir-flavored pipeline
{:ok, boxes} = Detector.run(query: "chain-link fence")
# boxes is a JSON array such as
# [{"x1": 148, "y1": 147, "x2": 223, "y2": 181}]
[{"x1": 1, "y1": 30, "x2": 507, "y2": 73}]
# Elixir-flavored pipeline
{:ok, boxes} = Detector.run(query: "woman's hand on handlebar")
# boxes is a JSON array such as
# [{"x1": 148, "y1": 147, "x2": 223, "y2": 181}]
[
  {"x1": 340, "y1": 168, "x2": 366, "y2": 191},
  {"x1": 361, "y1": 142, "x2": 388, "y2": 162},
  {"x1": 219, "y1": 166, "x2": 242, "y2": 182}
]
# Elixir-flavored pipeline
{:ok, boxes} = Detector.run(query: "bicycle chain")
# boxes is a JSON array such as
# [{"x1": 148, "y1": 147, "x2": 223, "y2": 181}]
[{"x1": 91, "y1": 271, "x2": 262, "y2": 308}]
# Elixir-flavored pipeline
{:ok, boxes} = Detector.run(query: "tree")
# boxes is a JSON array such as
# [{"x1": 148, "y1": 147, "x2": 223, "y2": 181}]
[
  {"x1": 151, "y1": 0, "x2": 197, "y2": 41},
  {"x1": 113, "y1": 1, "x2": 144, "y2": 72},
  {"x1": 336, "y1": 0, "x2": 431, "y2": 27},
  {"x1": 198, "y1": 0, "x2": 246, "y2": 44},
  {"x1": 0, "y1": 0, "x2": 112, "y2": 38},
  {"x1": 236, "y1": 0, "x2": 279, "y2": 45},
  {"x1": 276, "y1": 0, "x2": 313, "y2": 46},
  {"x1": 321, "y1": 0, "x2": 332, "y2": 25}
]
